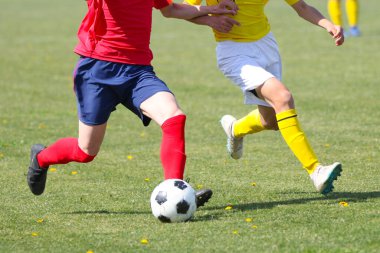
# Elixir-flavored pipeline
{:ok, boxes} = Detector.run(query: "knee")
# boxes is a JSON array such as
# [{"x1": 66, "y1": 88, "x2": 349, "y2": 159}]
[
  {"x1": 78, "y1": 153, "x2": 96, "y2": 163},
  {"x1": 272, "y1": 90, "x2": 294, "y2": 112},
  {"x1": 162, "y1": 110, "x2": 186, "y2": 125},
  {"x1": 77, "y1": 144, "x2": 98, "y2": 162},
  {"x1": 277, "y1": 89, "x2": 293, "y2": 105},
  {"x1": 80, "y1": 146, "x2": 99, "y2": 157},
  {"x1": 172, "y1": 110, "x2": 185, "y2": 118}
]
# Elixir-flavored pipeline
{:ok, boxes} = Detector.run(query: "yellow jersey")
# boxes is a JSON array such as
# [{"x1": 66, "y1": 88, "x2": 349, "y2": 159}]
[{"x1": 185, "y1": 0, "x2": 300, "y2": 42}]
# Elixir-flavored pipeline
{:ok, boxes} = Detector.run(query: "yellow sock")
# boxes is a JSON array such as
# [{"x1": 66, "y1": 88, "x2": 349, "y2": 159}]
[
  {"x1": 233, "y1": 109, "x2": 265, "y2": 138},
  {"x1": 328, "y1": 0, "x2": 343, "y2": 26},
  {"x1": 346, "y1": 0, "x2": 358, "y2": 27},
  {"x1": 276, "y1": 109, "x2": 319, "y2": 174}
]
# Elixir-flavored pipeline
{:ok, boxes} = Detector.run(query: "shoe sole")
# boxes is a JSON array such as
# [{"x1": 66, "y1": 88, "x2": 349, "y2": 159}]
[{"x1": 321, "y1": 163, "x2": 342, "y2": 195}]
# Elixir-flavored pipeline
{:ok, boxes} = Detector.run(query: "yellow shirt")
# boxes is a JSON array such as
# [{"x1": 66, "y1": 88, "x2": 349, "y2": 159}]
[{"x1": 185, "y1": 0, "x2": 300, "y2": 42}]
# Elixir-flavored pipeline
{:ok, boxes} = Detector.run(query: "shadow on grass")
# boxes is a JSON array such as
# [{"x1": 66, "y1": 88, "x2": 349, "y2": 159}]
[
  {"x1": 63, "y1": 209, "x2": 151, "y2": 215},
  {"x1": 64, "y1": 209, "x2": 219, "y2": 223},
  {"x1": 61, "y1": 191, "x2": 380, "y2": 222},
  {"x1": 205, "y1": 191, "x2": 380, "y2": 212}
]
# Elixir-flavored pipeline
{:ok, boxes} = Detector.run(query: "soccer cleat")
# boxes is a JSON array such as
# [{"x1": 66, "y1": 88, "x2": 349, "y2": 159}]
[
  {"x1": 220, "y1": 115, "x2": 243, "y2": 159},
  {"x1": 27, "y1": 144, "x2": 49, "y2": 195},
  {"x1": 349, "y1": 26, "x2": 361, "y2": 37},
  {"x1": 195, "y1": 189, "x2": 213, "y2": 208},
  {"x1": 310, "y1": 162, "x2": 342, "y2": 195}
]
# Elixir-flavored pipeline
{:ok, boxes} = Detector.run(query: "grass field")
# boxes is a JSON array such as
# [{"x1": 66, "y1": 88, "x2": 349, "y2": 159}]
[{"x1": 1, "y1": 0, "x2": 379, "y2": 252}]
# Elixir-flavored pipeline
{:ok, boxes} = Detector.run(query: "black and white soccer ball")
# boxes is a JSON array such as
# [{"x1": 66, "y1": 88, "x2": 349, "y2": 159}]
[{"x1": 150, "y1": 179, "x2": 196, "y2": 223}]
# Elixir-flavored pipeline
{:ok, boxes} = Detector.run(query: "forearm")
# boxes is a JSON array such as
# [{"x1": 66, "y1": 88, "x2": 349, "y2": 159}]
[
  {"x1": 293, "y1": 1, "x2": 333, "y2": 29},
  {"x1": 292, "y1": 0, "x2": 344, "y2": 46},
  {"x1": 187, "y1": 15, "x2": 213, "y2": 26},
  {"x1": 161, "y1": 3, "x2": 219, "y2": 20}
]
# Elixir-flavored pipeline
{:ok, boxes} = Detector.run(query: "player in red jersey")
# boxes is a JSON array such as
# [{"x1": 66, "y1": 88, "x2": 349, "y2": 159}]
[{"x1": 27, "y1": 0, "x2": 238, "y2": 208}]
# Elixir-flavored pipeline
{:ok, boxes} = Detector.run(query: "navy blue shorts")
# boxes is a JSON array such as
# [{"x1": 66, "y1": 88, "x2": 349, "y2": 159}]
[{"x1": 73, "y1": 57, "x2": 172, "y2": 126}]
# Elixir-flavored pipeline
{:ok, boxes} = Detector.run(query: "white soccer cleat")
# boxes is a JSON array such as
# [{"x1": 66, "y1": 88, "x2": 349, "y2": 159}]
[
  {"x1": 220, "y1": 115, "x2": 243, "y2": 160},
  {"x1": 310, "y1": 162, "x2": 342, "y2": 195}
]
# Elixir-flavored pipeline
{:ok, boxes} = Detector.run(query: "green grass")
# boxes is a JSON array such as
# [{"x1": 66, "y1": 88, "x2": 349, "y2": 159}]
[{"x1": 1, "y1": 0, "x2": 379, "y2": 252}]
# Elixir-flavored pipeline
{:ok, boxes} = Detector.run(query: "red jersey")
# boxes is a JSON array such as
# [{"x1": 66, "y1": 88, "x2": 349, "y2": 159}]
[{"x1": 74, "y1": 0, "x2": 172, "y2": 65}]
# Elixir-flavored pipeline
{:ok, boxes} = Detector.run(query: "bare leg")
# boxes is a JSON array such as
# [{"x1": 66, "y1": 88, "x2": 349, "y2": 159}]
[
  {"x1": 257, "y1": 105, "x2": 278, "y2": 130},
  {"x1": 140, "y1": 91, "x2": 184, "y2": 126},
  {"x1": 256, "y1": 77, "x2": 294, "y2": 113},
  {"x1": 78, "y1": 121, "x2": 107, "y2": 156}
]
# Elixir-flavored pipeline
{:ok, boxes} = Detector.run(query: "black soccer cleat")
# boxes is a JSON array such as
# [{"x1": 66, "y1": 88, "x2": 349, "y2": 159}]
[
  {"x1": 27, "y1": 144, "x2": 48, "y2": 195},
  {"x1": 195, "y1": 189, "x2": 213, "y2": 208}
]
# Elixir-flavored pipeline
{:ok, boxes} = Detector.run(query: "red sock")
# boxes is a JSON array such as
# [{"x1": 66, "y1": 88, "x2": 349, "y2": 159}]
[
  {"x1": 37, "y1": 137, "x2": 96, "y2": 168},
  {"x1": 160, "y1": 115, "x2": 186, "y2": 180}
]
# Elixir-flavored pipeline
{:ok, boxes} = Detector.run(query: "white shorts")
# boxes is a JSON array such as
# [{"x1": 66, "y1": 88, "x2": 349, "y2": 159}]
[{"x1": 216, "y1": 32, "x2": 282, "y2": 107}]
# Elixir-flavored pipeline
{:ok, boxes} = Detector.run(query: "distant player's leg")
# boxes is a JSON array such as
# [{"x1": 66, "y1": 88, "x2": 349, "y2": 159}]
[
  {"x1": 328, "y1": 0, "x2": 343, "y2": 26},
  {"x1": 140, "y1": 91, "x2": 212, "y2": 207},
  {"x1": 27, "y1": 122, "x2": 103, "y2": 195},
  {"x1": 345, "y1": 0, "x2": 361, "y2": 36},
  {"x1": 257, "y1": 77, "x2": 342, "y2": 194}
]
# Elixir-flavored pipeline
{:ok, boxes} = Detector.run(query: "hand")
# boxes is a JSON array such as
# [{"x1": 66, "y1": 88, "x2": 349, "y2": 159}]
[
  {"x1": 208, "y1": 15, "x2": 240, "y2": 33},
  {"x1": 327, "y1": 24, "x2": 344, "y2": 46},
  {"x1": 210, "y1": 0, "x2": 239, "y2": 15}
]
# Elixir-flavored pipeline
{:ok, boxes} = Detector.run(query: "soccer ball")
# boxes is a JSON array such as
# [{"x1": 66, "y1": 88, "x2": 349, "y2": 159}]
[{"x1": 150, "y1": 179, "x2": 197, "y2": 223}]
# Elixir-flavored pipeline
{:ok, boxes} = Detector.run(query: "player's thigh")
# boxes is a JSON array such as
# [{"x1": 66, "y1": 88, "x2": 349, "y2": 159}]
[
  {"x1": 74, "y1": 57, "x2": 119, "y2": 125},
  {"x1": 140, "y1": 91, "x2": 184, "y2": 126},
  {"x1": 78, "y1": 121, "x2": 107, "y2": 155}
]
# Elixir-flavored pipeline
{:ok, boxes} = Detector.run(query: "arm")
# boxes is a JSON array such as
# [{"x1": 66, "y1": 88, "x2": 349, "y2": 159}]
[
  {"x1": 291, "y1": 0, "x2": 344, "y2": 46},
  {"x1": 185, "y1": 13, "x2": 240, "y2": 33},
  {"x1": 180, "y1": 0, "x2": 240, "y2": 34},
  {"x1": 160, "y1": 0, "x2": 237, "y2": 20}
]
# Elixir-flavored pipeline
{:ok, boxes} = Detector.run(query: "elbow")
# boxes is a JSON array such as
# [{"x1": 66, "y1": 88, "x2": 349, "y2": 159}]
[
  {"x1": 160, "y1": 5, "x2": 174, "y2": 18},
  {"x1": 161, "y1": 10, "x2": 172, "y2": 18},
  {"x1": 161, "y1": 12, "x2": 171, "y2": 18}
]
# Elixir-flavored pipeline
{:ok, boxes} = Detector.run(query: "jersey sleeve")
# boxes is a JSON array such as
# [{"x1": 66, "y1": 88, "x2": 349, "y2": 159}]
[
  {"x1": 184, "y1": 0, "x2": 203, "y2": 5},
  {"x1": 285, "y1": 0, "x2": 300, "y2": 5},
  {"x1": 154, "y1": 0, "x2": 173, "y2": 9}
]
